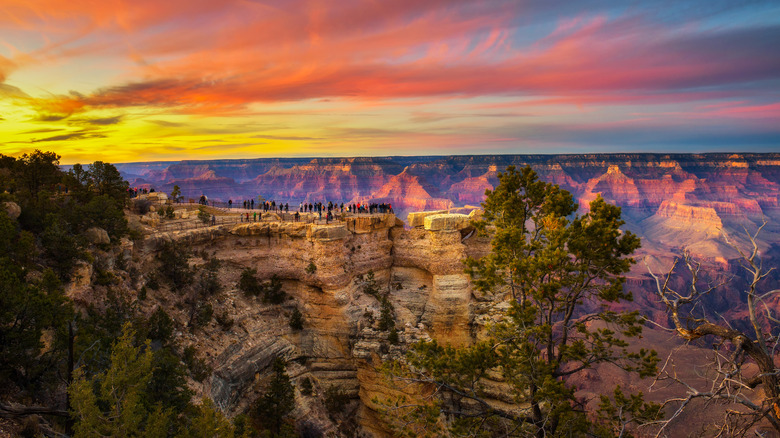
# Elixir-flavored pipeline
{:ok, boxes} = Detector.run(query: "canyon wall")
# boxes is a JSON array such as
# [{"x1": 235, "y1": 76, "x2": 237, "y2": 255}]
[
  {"x1": 112, "y1": 153, "x2": 780, "y2": 435},
  {"x1": 130, "y1": 214, "x2": 495, "y2": 436},
  {"x1": 118, "y1": 153, "x2": 780, "y2": 263}
]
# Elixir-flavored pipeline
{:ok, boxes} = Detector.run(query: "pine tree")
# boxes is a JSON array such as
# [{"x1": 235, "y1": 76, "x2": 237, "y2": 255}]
[
  {"x1": 390, "y1": 166, "x2": 659, "y2": 437},
  {"x1": 253, "y1": 357, "x2": 295, "y2": 434},
  {"x1": 69, "y1": 323, "x2": 171, "y2": 437}
]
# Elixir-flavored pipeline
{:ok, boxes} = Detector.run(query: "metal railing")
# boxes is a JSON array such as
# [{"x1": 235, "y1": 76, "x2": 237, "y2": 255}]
[{"x1": 148, "y1": 208, "x2": 391, "y2": 234}]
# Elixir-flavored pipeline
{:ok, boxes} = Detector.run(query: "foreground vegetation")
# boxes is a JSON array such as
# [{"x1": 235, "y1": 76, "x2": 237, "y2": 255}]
[{"x1": 0, "y1": 151, "x2": 294, "y2": 437}]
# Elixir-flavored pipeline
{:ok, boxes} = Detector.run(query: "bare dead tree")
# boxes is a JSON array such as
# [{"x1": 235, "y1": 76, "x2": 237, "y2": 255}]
[{"x1": 645, "y1": 221, "x2": 780, "y2": 436}]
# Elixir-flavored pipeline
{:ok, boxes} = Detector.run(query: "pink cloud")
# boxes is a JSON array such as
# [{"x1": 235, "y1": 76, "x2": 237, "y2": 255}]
[{"x1": 5, "y1": 1, "x2": 779, "y2": 121}]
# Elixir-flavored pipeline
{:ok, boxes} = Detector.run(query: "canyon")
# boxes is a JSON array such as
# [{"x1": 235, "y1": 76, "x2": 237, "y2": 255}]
[
  {"x1": 117, "y1": 153, "x2": 780, "y2": 267},
  {"x1": 83, "y1": 153, "x2": 780, "y2": 435}
]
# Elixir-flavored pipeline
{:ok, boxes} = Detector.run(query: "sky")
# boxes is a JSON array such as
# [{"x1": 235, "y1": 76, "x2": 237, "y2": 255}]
[{"x1": 1, "y1": 0, "x2": 779, "y2": 164}]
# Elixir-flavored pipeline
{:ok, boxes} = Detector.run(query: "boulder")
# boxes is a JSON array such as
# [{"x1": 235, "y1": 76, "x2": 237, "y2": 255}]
[
  {"x1": 84, "y1": 227, "x2": 110, "y2": 245},
  {"x1": 407, "y1": 210, "x2": 447, "y2": 228},
  {"x1": 423, "y1": 214, "x2": 471, "y2": 231},
  {"x1": 2, "y1": 201, "x2": 20, "y2": 220},
  {"x1": 309, "y1": 225, "x2": 350, "y2": 242},
  {"x1": 229, "y1": 223, "x2": 270, "y2": 237},
  {"x1": 346, "y1": 214, "x2": 395, "y2": 234},
  {"x1": 147, "y1": 192, "x2": 168, "y2": 202}
]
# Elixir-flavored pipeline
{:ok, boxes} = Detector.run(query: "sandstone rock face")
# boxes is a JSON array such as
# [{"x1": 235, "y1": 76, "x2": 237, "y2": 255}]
[
  {"x1": 2, "y1": 201, "x2": 20, "y2": 220},
  {"x1": 84, "y1": 227, "x2": 110, "y2": 245},
  {"x1": 132, "y1": 213, "x2": 488, "y2": 436},
  {"x1": 655, "y1": 201, "x2": 723, "y2": 228},
  {"x1": 308, "y1": 224, "x2": 350, "y2": 242},
  {"x1": 423, "y1": 213, "x2": 470, "y2": 231},
  {"x1": 406, "y1": 210, "x2": 447, "y2": 228},
  {"x1": 345, "y1": 214, "x2": 397, "y2": 234}
]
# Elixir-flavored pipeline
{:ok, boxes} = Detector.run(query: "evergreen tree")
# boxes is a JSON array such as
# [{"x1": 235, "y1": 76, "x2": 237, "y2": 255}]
[
  {"x1": 85, "y1": 160, "x2": 129, "y2": 202},
  {"x1": 390, "y1": 166, "x2": 659, "y2": 437},
  {"x1": 157, "y1": 240, "x2": 193, "y2": 292},
  {"x1": 253, "y1": 358, "x2": 295, "y2": 435},
  {"x1": 69, "y1": 323, "x2": 171, "y2": 437},
  {"x1": 171, "y1": 185, "x2": 181, "y2": 203},
  {"x1": 238, "y1": 268, "x2": 261, "y2": 297},
  {"x1": 178, "y1": 398, "x2": 235, "y2": 438},
  {"x1": 0, "y1": 210, "x2": 72, "y2": 384},
  {"x1": 289, "y1": 307, "x2": 304, "y2": 331}
]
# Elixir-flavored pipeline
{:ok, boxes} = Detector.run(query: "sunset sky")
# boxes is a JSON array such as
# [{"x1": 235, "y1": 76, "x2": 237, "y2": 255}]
[{"x1": 1, "y1": 0, "x2": 779, "y2": 164}]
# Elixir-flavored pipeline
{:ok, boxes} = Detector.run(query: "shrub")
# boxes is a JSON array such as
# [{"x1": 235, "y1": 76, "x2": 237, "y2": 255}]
[
  {"x1": 215, "y1": 310, "x2": 234, "y2": 330},
  {"x1": 147, "y1": 307, "x2": 174, "y2": 344},
  {"x1": 388, "y1": 326, "x2": 399, "y2": 345},
  {"x1": 133, "y1": 198, "x2": 152, "y2": 214},
  {"x1": 378, "y1": 298, "x2": 395, "y2": 332},
  {"x1": 196, "y1": 257, "x2": 221, "y2": 298},
  {"x1": 146, "y1": 274, "x2": 159, "y2": 291},
  {"x1": 137, "y1": 286, "x2": 147, "y2": 301},
  {"x1": 156, "y1": 241, "x2": 192, "y2": 292},
  {"x1": 299, "y1": 377, "x2": 313, "y2": 396},
  {"x1": 194, "y1": 303, "x2": 213, "y2": 327},
  {"x1": 289, "y1": 307, "x2": 304, "y2": 330},
  {"x1": 323, "y1": 385, "x2": 350, "y2": 416},
  {"x1": 183, "y1": 345, "x2": 211, "y2": 382},
  {"x1": 238, "y1": 268, "x2": 261, "y2": 296},
  {"x1": 197, "y1": 206, "x2": 210, "y2": 224},
  {"x1": 361, "y1": 270, "x2": 380, "y2": 297},
  {"x1": 262, "y1": 275, "x2": 287, "y2": 304},
  {"x1": 305, "y1": 261, "x2": 317, "y2": 274}
]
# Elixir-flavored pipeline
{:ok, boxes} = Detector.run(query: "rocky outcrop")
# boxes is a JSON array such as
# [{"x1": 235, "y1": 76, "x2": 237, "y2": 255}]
[
  {"x1": 133, "y1": 212, "x2": 485, "y2": 436},
  {"x1": 423, "y1": 213, "x2": 471, "y2": 231},
  {"x1": 406, "y1": 210, "x2": 447, "y2": 228},
  {"x1": 84, "y1": 227, "x2": 110, "y2": 245},
  {"x1": 655, "y1": 201, "x2": 723, "y2": 228}
]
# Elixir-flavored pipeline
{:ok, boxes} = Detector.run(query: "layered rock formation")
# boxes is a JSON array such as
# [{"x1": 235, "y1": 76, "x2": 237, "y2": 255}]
[
  {"x1": 86, "y1": 153, "x2": 779, "y2": 436},
  {"x1": 117, "y1": 154, "x2": 780, "y2": 261},
  {"x1": 131, "y1": 213, "x2": 484, "y2": 436}
]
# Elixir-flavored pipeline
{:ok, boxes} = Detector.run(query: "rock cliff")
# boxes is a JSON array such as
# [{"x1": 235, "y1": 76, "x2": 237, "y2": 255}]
[
  {"x1": 127, "y1": 213, "x2": 489, "y2": 436},
  {"x1": 118, "y1": 154, "x2": 780, "y2": 262}
]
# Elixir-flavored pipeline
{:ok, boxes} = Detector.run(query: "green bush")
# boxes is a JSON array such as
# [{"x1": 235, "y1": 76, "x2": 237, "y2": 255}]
[
  {"x1": 156, "y1": 241, "x2": 192, "y2": 292},
  {"x1": 197, "y1": 206, "x2": 210, "y2": 224},
  {"x1": 262, "y1": 275, "x2": 286, "y2": 304},
  {"x1": 323, "y1": 385, "x2": 350, "y2": 416},
  {"x1": 378, "y1": 298, "x2": 395, "y2": 332},
  {"x1": 289, "y1": 307, "x2": 304, "y2": 330},
  {"x1": 299, "y1": 377, "x2": 313, "y2": 396},
  {"x1": 238, "y1": 268, "x2": 261, "y2": 296},
  {"x1": 183, "y1": 345, "x2": 211, "y2": 382},
  {"x1": 388, "y1": 326, "x2": 399, "y2": 345},
  {"x1": 215, "y1": 310, "x2": 234, "y2": 330}
]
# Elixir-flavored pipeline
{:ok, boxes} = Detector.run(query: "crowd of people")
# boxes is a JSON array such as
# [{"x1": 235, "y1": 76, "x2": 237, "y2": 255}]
[{"x1": 227, "y1": 199, "x2": 394, "y2": 224}]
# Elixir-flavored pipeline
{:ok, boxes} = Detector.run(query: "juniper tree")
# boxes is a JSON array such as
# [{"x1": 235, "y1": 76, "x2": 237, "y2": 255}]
[{"x1": 388, "y1": 166, "x2": 659, "y2": 437}]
